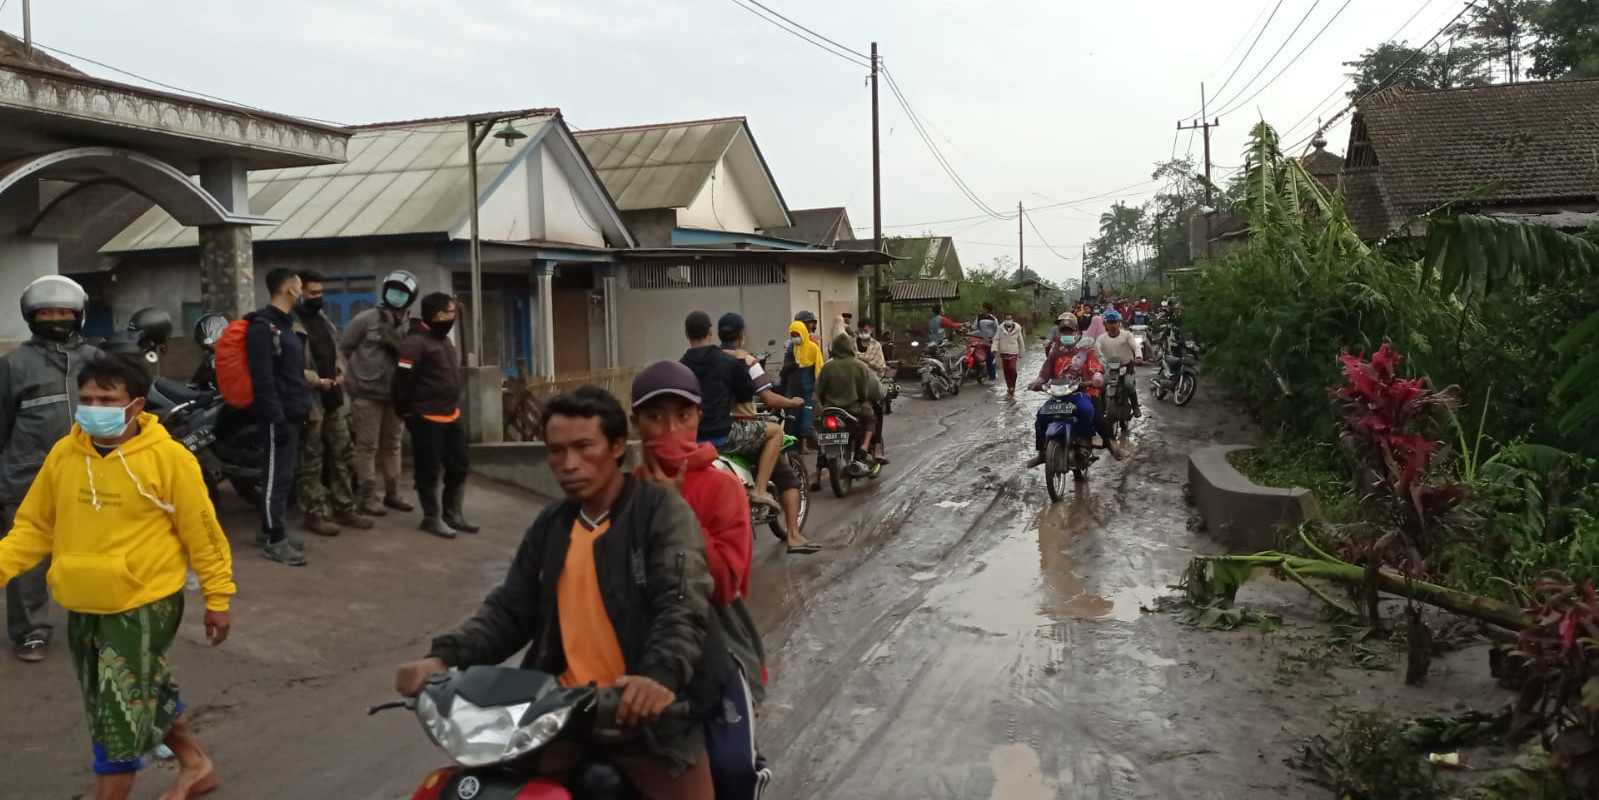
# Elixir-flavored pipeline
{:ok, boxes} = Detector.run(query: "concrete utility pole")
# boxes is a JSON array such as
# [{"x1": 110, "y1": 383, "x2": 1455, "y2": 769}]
[
  {"x1": 1176, "y1": 83, "x2": 1220, "y2": 202},
  {"x1": 466, "y1": 119, "x2": 490, "y2": 368},
  {"x1": 22, "y1": 0, "x2": 32, "y2": 56},
  {"x1": 870, "y1": 41, "x2": 883, "y2": 327},
  {"x1": 1017, "y1": 202, "x2": 1024, "y2": 277}
]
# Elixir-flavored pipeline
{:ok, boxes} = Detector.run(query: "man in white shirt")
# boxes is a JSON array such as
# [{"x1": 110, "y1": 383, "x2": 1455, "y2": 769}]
[{"x1": 1095, "y1": 310, "x2": 1142, "y2": 417}]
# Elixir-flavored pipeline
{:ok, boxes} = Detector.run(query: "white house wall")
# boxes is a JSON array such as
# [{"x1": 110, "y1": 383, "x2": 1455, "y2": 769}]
[
  {"x1": 614, "y1": 282, "x2": 790, "y2": 367},
  {"x1": 677, "y1": 160, "x2": 760, "y2": 234},
  {"x1": 540, "y1": 147, "x2": 607, "y2": 247},
  {"x1": 787, "y1": 261, "x2": 860, "y2": 335},
  {"x1": 471, "y1": 153, "x2": 536, "y2": 241}
]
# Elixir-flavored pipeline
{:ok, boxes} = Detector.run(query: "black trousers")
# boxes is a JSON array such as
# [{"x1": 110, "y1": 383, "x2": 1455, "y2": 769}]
[
  {"x1": 406, "y1": 417, "x2": 468, "y2": 497},
  {"x1": 259, "y1": 420, "x2": 301, "y2": 542}
]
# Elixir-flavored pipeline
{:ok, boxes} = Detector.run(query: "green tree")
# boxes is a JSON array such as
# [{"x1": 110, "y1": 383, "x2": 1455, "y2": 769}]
[
  {"x1": 1460, "y1": 0, "x2": 1548, "y2": 81},
  {"x1": 1529, "y1": 0, "x2": 1599, "y2": 78},
  {"x1": 1342, "y1": 41, "x2": 1493, "y2": 100}
]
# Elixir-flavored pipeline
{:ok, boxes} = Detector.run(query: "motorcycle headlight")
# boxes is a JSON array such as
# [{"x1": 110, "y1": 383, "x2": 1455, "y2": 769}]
[{"x1": 416, "y1": 693, "x2": 573, "y2": 768}]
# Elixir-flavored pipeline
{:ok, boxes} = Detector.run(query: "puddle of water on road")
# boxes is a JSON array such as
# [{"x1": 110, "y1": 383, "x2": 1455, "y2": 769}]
[
  {"x1": 987, "y1": 743, "x2": 1052, "y2": 800},
  {"x1": 921, "y1": 495, "x2": 1158, "y2": 632}
]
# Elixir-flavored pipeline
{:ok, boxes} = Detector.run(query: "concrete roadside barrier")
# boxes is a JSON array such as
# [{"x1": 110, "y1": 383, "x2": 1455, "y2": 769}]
[{"x1": 1188, "y1": 444, "x2": 1320, "y2": 552}]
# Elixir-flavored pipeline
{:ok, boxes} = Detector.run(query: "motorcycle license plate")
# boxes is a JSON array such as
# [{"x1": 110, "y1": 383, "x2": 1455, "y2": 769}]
[
  {"x1": 1040, "y1": 400, "x2": 1075, "y2": 418},
  {"x1": 817, "y1": 432, "x2": 851, "y2": 446},
  {"x1": 180, "y1": 429, "x2": 216, "y2": 451}
]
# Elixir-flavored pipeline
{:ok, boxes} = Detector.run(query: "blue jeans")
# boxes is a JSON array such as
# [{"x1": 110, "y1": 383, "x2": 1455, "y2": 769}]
[{"x1": 1034, "y1": 394, "x2": 1097, "y2": 451}]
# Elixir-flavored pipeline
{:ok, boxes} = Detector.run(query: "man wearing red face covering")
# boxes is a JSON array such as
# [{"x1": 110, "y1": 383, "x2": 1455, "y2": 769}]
[{"x1": 630, "y1": 361, "x2": 772, "y2": 799}]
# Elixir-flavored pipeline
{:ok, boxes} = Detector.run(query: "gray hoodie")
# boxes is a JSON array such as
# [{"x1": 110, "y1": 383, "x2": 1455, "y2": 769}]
[
  {"x1": 0, "y1": 336, "x2": 101, "y2": 504},
  {"x1": 337, "y1": 305, "x2": 408, "y2": 401}
]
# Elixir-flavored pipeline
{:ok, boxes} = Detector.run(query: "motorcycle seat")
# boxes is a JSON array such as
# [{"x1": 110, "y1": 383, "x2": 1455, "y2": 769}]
[{"x1": 152, "y1": 376, "x2": 204, "y2": 406}]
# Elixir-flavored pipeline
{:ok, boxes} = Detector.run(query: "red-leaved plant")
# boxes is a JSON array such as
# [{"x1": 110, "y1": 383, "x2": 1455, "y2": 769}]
[
  {"x1": 1332, "y1": 343, "x2": 1464, "y2": 533},
  {"x1": 1508, "y1": 573, "x2": 1599, "y2": 793}
]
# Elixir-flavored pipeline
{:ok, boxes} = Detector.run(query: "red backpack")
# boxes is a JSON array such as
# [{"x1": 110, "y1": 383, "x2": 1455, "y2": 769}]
[{"x1": 214, "y1": 318, "x2": 267, "y2": 409}]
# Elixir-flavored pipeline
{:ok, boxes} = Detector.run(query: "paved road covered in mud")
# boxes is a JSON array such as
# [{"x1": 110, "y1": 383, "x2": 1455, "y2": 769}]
[{"x1": 1, "y1": 347, "x2": 1501, "y2": 799}]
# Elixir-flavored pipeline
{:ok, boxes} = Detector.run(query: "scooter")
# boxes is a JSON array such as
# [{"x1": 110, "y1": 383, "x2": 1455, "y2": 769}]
[
  {"x1": 713, "y1": 409, "x2": 810, "y2": 543},
  {"x1": 1128, "y1": 324, "x2": 1150, "y2": 362},
  {"x1": 914, "y1": 341, "x2": 961, "y2": 400},
  {"x1": 1152, "y1": 338, "x2": 1201, "y2": 407},
  {"x1": 373, "y1": 665, "x2": 693, "y2": 800},
  {"x1": 1101, "y1": 358, "x2": 1135, "y2": 439},
  {"x1": 814, "y1": 406, "x2": 882, "y2": 497},
  {"x1": 1034, "y1": 378, "x2": 1097, "y2": 501}
]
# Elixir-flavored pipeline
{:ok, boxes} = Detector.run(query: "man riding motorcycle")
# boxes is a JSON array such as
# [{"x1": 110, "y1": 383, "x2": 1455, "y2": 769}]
[
  {"x1": 395, "y1": 388, "x2": 731, "y2": 800},
  {"x1": 814, "y1": 334, "x2": 885, "y2": 466},
  {"x1": 1094, "y1": 310, "x2": 1143, "y2": 418},
  {"x1": 1026, "y1": 317, "x2": 1124, "y2": 467}
]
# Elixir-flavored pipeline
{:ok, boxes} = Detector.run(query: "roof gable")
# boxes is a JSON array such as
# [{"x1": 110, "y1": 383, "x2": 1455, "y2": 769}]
[
  {"x1": 575, "y1": 117, "x2": 791, "y2": 228},
  {"x1": 1352, "y1": 80, "x2": 1599, "y2": 210},
  {"x1": 762, "y1": 206, "x2": 852, "y2": 246}
]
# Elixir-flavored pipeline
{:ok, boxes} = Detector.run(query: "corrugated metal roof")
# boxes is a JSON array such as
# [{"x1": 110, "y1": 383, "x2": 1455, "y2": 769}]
[
  {"x1": 574, "y1": 119, "x2": 743, "y2": 212},
  {"x1": 104, "y1": 117, "x2": 555, "y2": 252},
  {"x1": 882, "y1": 279, "x2": 959, "y2": 302}
]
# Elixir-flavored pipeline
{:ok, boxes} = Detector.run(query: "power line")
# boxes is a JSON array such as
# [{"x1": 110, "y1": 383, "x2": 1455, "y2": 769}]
[
  {"x1": 881, "y1": 67, "x2": 1014, "y2": 220},
  {"x1": 1208, "y1": 0, "x2": 1325, "y2": 115},
  {"x1": 1211, "y1": 0, "x2": 1358, "y2": 119},
  {"x1": 1204, "y1": 0, "x2": 1279, "y2": 84},
  {"x1": 1023, "y1": 212, "x2": 1076, "y2": 260},
  {"x1": 725, "y1": 0, "x2": 867, "y2": 67},
  {"x1": 1186, "y1": 0, "x2": 1286, "y2": 118},
  {"x1": 739, "y1": 0, "x2": 867, "y2": 60}
]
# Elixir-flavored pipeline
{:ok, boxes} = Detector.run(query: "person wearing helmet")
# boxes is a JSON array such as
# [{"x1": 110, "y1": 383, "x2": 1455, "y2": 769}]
[
  {"x1": 793, "y1": 309, "x2": 824, "y2": 355},
  {"x1": 339, "y1": 270, "x2": 419, "y2": 518},
  {"x1": 1095, "y1": 309, "x2": 1142, "y2": 418},
  {"x1": 0, "y1": 275, "x2": 101, "y2": 661}
]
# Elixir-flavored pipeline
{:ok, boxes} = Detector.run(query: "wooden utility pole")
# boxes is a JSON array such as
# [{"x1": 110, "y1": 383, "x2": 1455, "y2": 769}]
[
  {"x1": 870, "y1": 41, "x2": 884, "y2": 327},
  {"x1": 1017, "y1": 202, "x2": 1024, "y2": 277}
]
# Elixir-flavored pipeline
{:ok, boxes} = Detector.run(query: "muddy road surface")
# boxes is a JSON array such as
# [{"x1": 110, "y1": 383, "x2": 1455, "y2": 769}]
[{"x1": 0, "y1": 348, "x2": 1500, "y2": 799}]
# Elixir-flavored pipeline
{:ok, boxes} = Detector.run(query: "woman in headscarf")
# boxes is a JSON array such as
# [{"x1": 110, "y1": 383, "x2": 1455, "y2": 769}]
[
  {"x1": 829, "y1": 313, "x2": 850, "y2": 343},
  {"x1": 779, "y1": 320, "x2": 823, "y2": 444},
  {"x1": 1083, "y1": 312, "x2": 1107, "y2": 343}
]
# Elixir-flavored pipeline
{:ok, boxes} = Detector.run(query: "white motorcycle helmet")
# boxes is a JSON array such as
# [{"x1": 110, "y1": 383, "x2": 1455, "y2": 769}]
[
  {"x1": 380, "y1": 270, "x2": 419, "y2": 310},
  {"x1": 20, "y1": 275, "x2": 88, "y2": 340}
]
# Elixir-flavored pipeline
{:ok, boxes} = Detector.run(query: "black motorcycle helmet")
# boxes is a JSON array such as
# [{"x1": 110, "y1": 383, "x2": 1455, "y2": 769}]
[{"x1": 128, "y1": 307, "x2": 174, "y2": 349}]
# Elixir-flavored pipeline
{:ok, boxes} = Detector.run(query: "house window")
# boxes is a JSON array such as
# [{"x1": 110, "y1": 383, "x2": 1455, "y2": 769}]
[
  {"x1": 181, "y1": 302, "x2": 207, "y2": 337},
  {"x1": 627, "y1": 260, "x2": 787, "y2": 289}
]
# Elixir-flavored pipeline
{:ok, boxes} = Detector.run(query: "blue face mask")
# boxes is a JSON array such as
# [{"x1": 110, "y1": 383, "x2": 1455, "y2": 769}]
[
  {"x1": 383, "y1": 288, "x2": 411, "y2": 308},
  {"x1": 790, "y1": 337, "x2": 803, "y2": 347},
  {"x1": 76, "y1": 403, "x2": 134, "y2": 439}
]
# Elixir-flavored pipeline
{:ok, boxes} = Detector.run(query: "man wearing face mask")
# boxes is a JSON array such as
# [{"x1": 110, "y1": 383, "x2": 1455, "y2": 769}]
[
  {"x1": 0, "y1": 275, "x2": 100, "y2": 661},
  {"x1": 248, "y1": 268, "x2": 314, "y2": 566},
  {"x1": 339, "y1": 270, "x2": 419, "y2": 518},
  {"x1": 392, "y1": 292, "x2": 476, "y2": 539},
  {"x1": 0, "y1": 353, "x2": 234, "y2": 800},
  {"x1": 292, "y1": 270, "x2": 373, "y2": 538}
]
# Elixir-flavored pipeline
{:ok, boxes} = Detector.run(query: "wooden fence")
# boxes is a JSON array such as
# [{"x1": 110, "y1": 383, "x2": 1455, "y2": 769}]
[{"x1": 502, "y1": 365, "x2": 643, "y2": 442}]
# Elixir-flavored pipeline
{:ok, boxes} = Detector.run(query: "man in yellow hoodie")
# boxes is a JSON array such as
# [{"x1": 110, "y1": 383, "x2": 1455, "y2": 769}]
[{"x1": 0, "y1": 354, "x2": 235, "y2": 800}]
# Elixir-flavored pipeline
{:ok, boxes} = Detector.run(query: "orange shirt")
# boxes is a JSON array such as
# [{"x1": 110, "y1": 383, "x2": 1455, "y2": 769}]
[{"x1": 557, "y1": 519, "x2": 627, "y2": 688}]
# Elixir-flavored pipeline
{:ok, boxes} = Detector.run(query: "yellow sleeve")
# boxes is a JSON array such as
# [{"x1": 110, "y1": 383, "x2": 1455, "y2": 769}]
[
  {"x1": 0, "y1": 448, "x2": 58, "y2": 587},
  {"x1": 166, "y1": 446, "x2": 235, "y2": 611}
]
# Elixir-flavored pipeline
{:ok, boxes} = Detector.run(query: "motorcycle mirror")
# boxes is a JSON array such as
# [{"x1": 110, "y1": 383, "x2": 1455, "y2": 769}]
[{"x1": 767, "y1": 339, "x2": 776, "y2": 346}]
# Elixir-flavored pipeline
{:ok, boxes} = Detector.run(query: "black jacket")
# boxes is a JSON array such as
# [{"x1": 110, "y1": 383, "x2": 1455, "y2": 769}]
[
  {"x1": 427, "y1": 478, "x2": 732, "y2": 769},
  {"x1": 245, "y1": 305, "x2": 311, "y2": 424},
  {"x1": 391, "y1": 319, "x2": 460, "y2": 417},
  {"x1": 680, "y1": 344, "x2": 754, "y2": 442}
]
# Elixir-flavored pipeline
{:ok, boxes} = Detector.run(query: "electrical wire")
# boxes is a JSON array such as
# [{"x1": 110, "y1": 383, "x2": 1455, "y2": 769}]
[
  {"x1": 725, "y1": 0, "x2": 867, "y2": 67},
  {"x1": 881, "y1": 67, "x2": 1015, "y2": 220},
  {"x1": 738, "y1": 0, "x2": 867, "y2": 60},
  {"x1": 1204, "y1": 0, "x2": 1278, "y2": 84},
  {"x1": 1184, "y1": 0, "x2": 1286, "y2": 119},
  {"x1": 1207, "y1": 0, "x2": 1326, "y2": 115},
  {"x1": 1211, "y1": 0, "x2": 1358, "y2": 119},
  {"x1": 1023, "y1": 212, "x2": 1076, "y2": 260}
]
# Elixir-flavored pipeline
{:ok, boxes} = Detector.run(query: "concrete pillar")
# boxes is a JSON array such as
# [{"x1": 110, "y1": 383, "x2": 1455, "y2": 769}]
[
  {"x1": 533, "y1": 260, "x2": 557, "y2": 378},
  {"x1": 0, "y1": 178, "x2": 58, "y2": 341},
  {"x1": 597, "y1": 262, "x2": 620, "y2": 369},
  {"x1": 198, "y1": 225, "x2": 255, "y2": 319},
  {"x1": 460, "y1": 365, "x2": 504, "y2": 444},
  {"x1": 197, "y1": 158, "x2": 254, "y2": 319}
]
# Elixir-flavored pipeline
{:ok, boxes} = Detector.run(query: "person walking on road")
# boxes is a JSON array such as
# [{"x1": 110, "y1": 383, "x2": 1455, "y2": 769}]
[
  {"x1": 339, "y1": 270, "x2": 419, "y2": 518},
  {"x1": 0, "y1": 275, "x2": 100, "y2": 662},
  {"x1": 293, "y1": 270, "x2": 373, "y2": 538},
  {"x1": 0, "y1": 354, "x2": 235, "y2": 800},
  {"x1": 994, "y1": 311, "x2": 1026, "y2": 397},
  {"x1": 248, "y1": 268, "x2": 313, "y2": 566},
  {"x1": 392, "y1": 292, "x2": 477, "y2": 539},
  {"x1": 973, "y1": 302, "x2": 1000, "y2": 382}
]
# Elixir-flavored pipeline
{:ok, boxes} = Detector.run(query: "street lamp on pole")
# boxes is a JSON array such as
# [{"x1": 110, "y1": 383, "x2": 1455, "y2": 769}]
[{"x1": 464, "y1": 117, "x2": 528, "y2": 368}]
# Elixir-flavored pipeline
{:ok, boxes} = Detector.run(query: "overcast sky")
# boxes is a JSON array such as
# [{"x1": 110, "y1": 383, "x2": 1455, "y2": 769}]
[{"x1": 9, "y1": 0, "x2": 1468, "y2": 285}]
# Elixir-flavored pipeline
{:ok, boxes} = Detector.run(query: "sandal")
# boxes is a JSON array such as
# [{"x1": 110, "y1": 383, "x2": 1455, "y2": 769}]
[{"x1": 786, "y1": 543, "x2": 822, "y2": 555}]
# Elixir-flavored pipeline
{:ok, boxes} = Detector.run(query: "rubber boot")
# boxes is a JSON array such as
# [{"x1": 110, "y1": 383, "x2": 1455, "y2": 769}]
[
  {"x1": 384, "y1": 480, "x2": 415, "y2": 513},
  {"x1": 417, "y1": 489, "x2": 456, "y2": 539},
  {"x1": 358, "y1": 482, "x2": 388, "y2": 516},
  {"x1": 441, "y1": 484, "x2": 479, "y2": 534}
]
